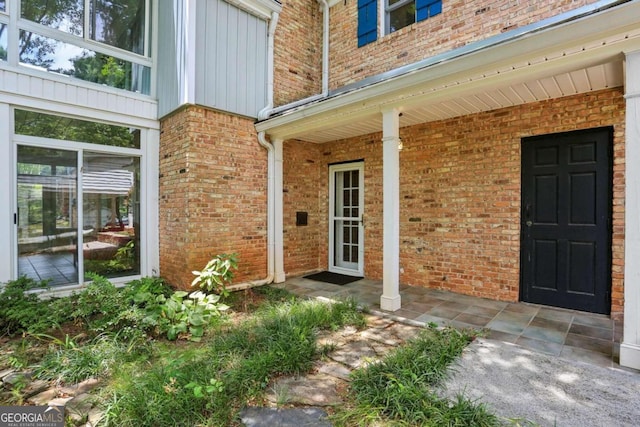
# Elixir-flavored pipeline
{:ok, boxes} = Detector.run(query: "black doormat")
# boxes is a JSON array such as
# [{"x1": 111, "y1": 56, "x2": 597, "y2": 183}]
[{"x1": 303, "y1": 271, "x2": 363, "y2": 285}]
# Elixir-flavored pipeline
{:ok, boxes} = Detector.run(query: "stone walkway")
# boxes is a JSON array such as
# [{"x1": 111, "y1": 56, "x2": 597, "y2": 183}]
[
  {"x1": 1, "y1": 314, "x2": 423, "y2": 427},
  {"x1": 241, "y1": 314, "x2": 423, "y2": 427},
  {"x1": 0, "y1": 371, "x2": 103, "y2": 426}
]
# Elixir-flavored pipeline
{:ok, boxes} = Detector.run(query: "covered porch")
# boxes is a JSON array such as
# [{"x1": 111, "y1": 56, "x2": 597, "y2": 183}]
[{"x1": 256, "y1": 0, "x2": 640, "y2": 370}]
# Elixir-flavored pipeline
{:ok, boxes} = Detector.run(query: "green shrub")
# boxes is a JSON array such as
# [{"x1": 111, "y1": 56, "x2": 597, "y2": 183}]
[
  {"x1": 0, "y1": 277, "x2": 60, "y2": 335},
  {"x1": 191, "y1": 254, "x2": 238, "y2": 296},
  {"x1": 155, "y1": 291, "x2": 229, "y2": 341}
]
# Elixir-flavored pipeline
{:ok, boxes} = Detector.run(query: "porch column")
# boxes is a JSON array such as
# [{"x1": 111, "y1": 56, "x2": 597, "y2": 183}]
[
  {"x1": 621, "y1": 49, "x2": 640, "y2": 370},
  {"x1": 380, "y1": 109, "x2": 401, "y2": 311},
  {"x1": 273, "y1": 138, "x2": 286, "y2": 283}
]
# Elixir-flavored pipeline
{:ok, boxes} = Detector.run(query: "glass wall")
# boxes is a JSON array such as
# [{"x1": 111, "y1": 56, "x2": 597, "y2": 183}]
[
  {"x1": 15, "y1": 109, "x2": 141, "y2": 148},
  {"x1": 15, "y1": 109, "x2": 143, "y2": 287}
]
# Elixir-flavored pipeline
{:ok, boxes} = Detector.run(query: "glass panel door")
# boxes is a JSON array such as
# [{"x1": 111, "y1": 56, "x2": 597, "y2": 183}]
[
  {"x1": 17, "y1": 146, "x2": 79, "y2": 286},
  {"x1": 329, "y1": 162, "x2": 364, "y2": 276},
  {"x1": 82, "y1": 152, "x2": 140, "y2": 279}
]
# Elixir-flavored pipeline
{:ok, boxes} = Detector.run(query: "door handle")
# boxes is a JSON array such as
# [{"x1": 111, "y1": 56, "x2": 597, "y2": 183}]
[
  {"x1": 360, "y1": 214, "x2": 364, "y2": 227},
  {"x1": 526, "y1": 220, "x2": 533, "y2": 227}
]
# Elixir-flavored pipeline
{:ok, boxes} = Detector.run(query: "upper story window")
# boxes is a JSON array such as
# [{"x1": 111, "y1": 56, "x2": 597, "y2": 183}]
[
  {"x1": 1, "y1": 0, "x2": 151, "y2": 95},
  {"x1": 20, "y1": 0, "x2": 146, "y2": 55},
  {"x1": 387, "y1": 0, "x2": 441, "y2": 33},
  {"x1": 358, "y1": 0, "x2": 442, "y2": 47}
]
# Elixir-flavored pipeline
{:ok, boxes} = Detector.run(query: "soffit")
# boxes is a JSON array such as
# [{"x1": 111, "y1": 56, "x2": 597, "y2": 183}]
[{"x1": 256, "y1": 1, "x2": 640, "y2": 143}]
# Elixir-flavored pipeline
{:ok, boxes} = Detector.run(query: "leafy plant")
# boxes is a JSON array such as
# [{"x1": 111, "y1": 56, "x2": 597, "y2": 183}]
[
  {"x1": 156, "y1": 291, "x2": 229, "y2": 341},
  {"x1": 0, "y1": 276, "x2": 60, "y2": 335},
  {"x1": 191, "y1": 254, "x2": 238, "y2": 296}
]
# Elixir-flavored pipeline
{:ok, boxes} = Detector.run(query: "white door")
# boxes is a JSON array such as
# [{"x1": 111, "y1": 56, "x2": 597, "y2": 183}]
[{"x1": 329, "y1": 162, "x2": 364, "y2": 276}]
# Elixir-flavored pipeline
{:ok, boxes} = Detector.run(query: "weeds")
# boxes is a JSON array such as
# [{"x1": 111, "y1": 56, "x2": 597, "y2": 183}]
[{"x1": 101, "y1": 297, "x2": 365, "y2": 426}]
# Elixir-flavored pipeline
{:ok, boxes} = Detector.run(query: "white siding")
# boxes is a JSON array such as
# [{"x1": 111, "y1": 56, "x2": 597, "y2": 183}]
[
  {"x1": 0, "y1": 67, "x2": 158, "y2": 127},
  {"x1": 157, "y1": 1, "x2": 185, "y2": 118},
  {"x1": 195, "y1": 0, "x2": 268, "y2": 118}
]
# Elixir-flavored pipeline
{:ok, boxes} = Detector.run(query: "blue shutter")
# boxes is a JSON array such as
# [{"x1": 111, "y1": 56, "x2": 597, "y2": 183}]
[
  {"x1": 358, "y1": 0, "x2": 377, "y2": 47},
  {"x1": 416, "y1": 0, "x2": 442, "y2": 22}
]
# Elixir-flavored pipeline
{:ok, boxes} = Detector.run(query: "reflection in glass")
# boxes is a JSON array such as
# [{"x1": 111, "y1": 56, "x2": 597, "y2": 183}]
[
  {"x1": 0, "y1": 1, "x2": 5, "y2": 11},
  {"x1": 21, "y1": 0, "x2": 84, "y2": 36},
  {"x1": 17, "y1": 146, "x2": 79, "y2": 286},
  {"x1": 19, "y1": 31, "x2": 151, "y2": 94},
  {"x1": 15, "y1": 109, "x2": 141, "y2": 148},
  {"x1": 0, "y1": 23, "x2": 6, "y2": 61},
  {"x1": 90, "y1": 0, "x2": 146, "y2": 55},
  {"x1": 389, "y1": 3, "x2": 416, "y2": 33},
  {"x1": 82, "y1": 153, "x2": 140, "y2": 279}
]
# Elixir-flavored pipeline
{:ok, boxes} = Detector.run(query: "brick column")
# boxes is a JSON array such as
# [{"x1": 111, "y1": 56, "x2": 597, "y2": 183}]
[
  {"x1": 380, "y1": 109, "x2": 401, "y2": 311},
  {"x1": 621, "y1": 49, "x2": 640, "y2": 370}
]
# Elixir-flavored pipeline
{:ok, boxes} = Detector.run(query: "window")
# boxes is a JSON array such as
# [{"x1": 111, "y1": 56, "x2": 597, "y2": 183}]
[
  {"x1": 14, "y1": 109, "x2": 141, "y2": 149},
  {"x1": 5, "y1": 0, "x2": 151, "y2": 93},
  {"x1": 21, "y1": 0, "x2": 146, "y2": 55},
  {"x1": 0, "y1": 23, "x2": 6, "y2": 61},
  {"x1": 18, "y1": 31, "x2": 151, "y2": 93},
  {"x1": 358, "y1": 0, "x2": 442, "y2": 46},
  {"x1": 387, "y1": 0, "x2": 441, "y2": 33}
]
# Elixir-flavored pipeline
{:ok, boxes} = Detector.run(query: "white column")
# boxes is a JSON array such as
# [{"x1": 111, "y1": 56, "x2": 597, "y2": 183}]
[
  {"x1": 273, "y1": 139, "x2": 286, "y2": 283},
  {"x1": 621, "y1": 49, "x2": 640, "y2": 370},
  {"x1": 380, "y1": 109, "x2": 401, "y2": 311},
  {"x1": 0, "y1": 103, "x2": 12, "y2": 283}
]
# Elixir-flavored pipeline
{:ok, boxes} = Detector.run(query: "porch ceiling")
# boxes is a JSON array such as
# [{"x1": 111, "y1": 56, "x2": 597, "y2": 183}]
[{"x1": 256, "y1": 0, "x2": 640, "y2": 144}]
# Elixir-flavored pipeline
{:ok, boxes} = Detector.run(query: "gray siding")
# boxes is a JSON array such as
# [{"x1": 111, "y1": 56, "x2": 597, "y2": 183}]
[
  {"x1": 157, "y1": 1, "x2": 184, "y2": 118},
  {"x1": 195, "y1": 0, "x2": 268, "y2": 118}
]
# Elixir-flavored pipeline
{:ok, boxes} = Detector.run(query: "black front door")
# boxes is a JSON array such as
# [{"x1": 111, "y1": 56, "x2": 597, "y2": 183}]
[{"x1": 520, "y1": 127, "x2": 612, "y2": 314}]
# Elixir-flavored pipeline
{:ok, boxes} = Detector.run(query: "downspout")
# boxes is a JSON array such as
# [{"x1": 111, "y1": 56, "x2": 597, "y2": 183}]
[
  {"x1": 229, "y1": 12, "x2": 279, "y2": 290},
  {"x1": 318, "y1": 0, "x2": 329, "y2": 96},
  {"x1": 258, "y1": 12, "x2": 280, "y2": 120},
  {"x1": 263, "y1": 0, "x2": 330, "y2": 117}
]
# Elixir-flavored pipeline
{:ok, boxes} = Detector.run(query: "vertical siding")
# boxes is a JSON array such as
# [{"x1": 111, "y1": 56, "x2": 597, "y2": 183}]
[
  {"x1": 196, "y1": 0, "x2": 268, "y2": 118},
  {"x1": 157, "y1": 1, "x2": 183, "y2": 118}
]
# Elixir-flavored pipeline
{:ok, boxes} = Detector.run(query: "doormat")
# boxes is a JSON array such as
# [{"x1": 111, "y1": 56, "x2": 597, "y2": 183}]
[{"x1": 303, "y1": 271, "x2": 363, "y2": 285}]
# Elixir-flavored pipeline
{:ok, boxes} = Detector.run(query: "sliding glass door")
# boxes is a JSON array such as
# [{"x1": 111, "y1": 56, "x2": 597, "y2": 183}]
[
  {"x1": 17, "y1": 146, "x2": 79, "y2": 286},
  {"x1": 17, "y1": 146, "x2": 141, "y2": 287}
]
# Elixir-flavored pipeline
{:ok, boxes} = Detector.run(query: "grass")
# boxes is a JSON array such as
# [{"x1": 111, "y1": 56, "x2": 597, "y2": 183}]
[
  {"x1": 98, "y1": 296, "x2": 366, "y2": 426},
  {"x1": 1, "y1": 277, "x2": 499, "y2": 426},
  {"x1": 334, "y1": 325, "x2": 499, "y2": 427}
]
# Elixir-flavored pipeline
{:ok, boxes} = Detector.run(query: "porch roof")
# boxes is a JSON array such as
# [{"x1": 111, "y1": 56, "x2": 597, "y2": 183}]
[{"x1": 255, "y1": 0, "x2": 640, "y2": 143}]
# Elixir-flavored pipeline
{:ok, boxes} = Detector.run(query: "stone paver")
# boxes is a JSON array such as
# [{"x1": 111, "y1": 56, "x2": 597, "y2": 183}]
[{"x1": 0, "y1": 311, "x2": 421, "y2": 427}]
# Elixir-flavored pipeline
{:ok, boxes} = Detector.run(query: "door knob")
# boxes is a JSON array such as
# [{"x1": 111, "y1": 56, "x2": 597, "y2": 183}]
[{"x1": 526, "y1": 220, "x2": 533, "y2": 227}]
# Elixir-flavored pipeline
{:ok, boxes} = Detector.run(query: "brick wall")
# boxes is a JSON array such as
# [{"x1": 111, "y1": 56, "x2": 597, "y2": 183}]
[
  {"x1": 282, "y1": 140, "x2": 323, "y2": 274},
  {"x1": 283, "y1": 88, "x2": 625, "y2": 318},
  {"x1": 273, "y1": 0, "x2": 323, "y2": 107},
  {"x1": 159, "y1": 106, "x2": 268, "y2": 289},
  {"x1": 326, "y1": 0, "x2": 601, "y2": 89}
]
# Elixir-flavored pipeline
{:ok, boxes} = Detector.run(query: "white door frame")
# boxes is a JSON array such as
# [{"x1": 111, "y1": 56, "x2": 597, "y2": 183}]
[{"x1": 328, "y1": 161, "x2": 364, "y2": 276}]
